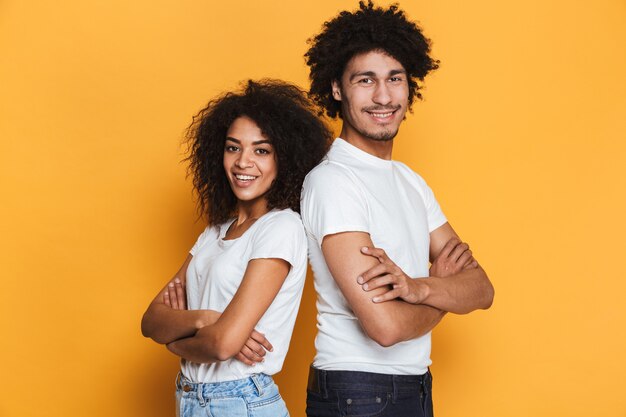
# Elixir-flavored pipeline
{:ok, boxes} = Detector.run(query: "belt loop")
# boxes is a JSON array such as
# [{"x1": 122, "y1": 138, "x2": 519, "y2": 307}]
[
  {"x1": 175, "y1": 372, "x2": 182, "y2": 390},
  {"x1": 320, "y1": 369, "x2": 328, "y2": 399},
  {"x1": 196, "y1": 383, "x2": 206, "y2": 407},
  {"x1": 251, "y1": 374, "x2": 264, "y2": 396},
  {"x1": 392, "y1": 375, "x2": 398, "y2": 403}
]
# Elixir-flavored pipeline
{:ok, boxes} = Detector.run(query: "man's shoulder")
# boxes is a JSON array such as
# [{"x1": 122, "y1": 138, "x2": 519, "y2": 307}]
[
  {"x1": 392, "y1": 160, "x2": 430, "y2": 187},
  {"x1": 304, "y1": 158, "x2": 359, "y2": 188}
]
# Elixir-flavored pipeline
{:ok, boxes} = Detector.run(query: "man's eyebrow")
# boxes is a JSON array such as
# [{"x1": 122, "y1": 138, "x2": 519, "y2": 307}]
[
  {"x1": 389, "y1": 69, "x2": 407, "y2": 76},
  {"x1": 225, "y1": 137, "x2": 271, "y2": 145},
  {"x1": 349, "y1": 71, "x2": 376, "y2": 82},
  {"x1": 349, "y1": 69, "x2": 407, "y2": 82}
]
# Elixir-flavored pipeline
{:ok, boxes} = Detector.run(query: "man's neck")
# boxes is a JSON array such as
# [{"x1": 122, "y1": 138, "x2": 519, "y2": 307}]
[{"x1": 339, "y1": 125, "x2": 394, "y2": 160}]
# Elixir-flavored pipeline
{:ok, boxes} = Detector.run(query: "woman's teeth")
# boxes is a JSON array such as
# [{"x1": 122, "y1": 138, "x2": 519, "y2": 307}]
[{"x1": 235, "y1": 174, "x2": 256, "y2": 181}]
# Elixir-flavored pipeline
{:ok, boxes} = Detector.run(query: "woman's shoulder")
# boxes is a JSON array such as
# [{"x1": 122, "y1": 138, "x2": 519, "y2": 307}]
[
  {"x1": 190, "y1": 223, "x2": 223, "y2": 254},
  {"x1": 258, "y1": 208, "x2": 304, "y2": 230},
  {"x1": 247, "y1": 209, "x2": 307, "y2": 263},
  {"x1": 249, "y1": 209, "x2": 305, "y2": 242},
  {"x1": 202, "y1": 223, "x2": 226, "y2": 238}
]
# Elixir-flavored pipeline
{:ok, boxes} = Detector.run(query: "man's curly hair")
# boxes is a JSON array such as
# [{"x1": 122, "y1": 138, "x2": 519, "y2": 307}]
[
  {"x1": 305, "y1": 1, "x2": 439, "y2": 118},
  {"x1": 185, "y1": 79, "x2": 332, "y2": 226}
]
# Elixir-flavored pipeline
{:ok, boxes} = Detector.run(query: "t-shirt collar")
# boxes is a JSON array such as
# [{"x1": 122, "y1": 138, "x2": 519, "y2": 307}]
[{"x1": 331, "y1": 138, "x2": 394, "y2": 168}]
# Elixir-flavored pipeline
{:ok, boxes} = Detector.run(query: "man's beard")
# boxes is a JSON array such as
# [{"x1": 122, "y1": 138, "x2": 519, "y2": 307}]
[
  {"x1": 361, "y1": 127, "x2": 398, "y2": 142},
  {"x1": 358, "y1": 105, "x2": 401, "y2": 141}
]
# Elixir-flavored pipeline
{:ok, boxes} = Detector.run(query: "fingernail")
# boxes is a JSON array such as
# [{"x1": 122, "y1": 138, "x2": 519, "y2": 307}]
[
  {"x1": 363, "y1": 283, "x2": 368, "y2": 290},
  {"x1": 174, "y1": 278, "x2": 180, "y2": 284},
  {"x1": 357, "y1": 276, "x2": 363, "y2": 284},
  {"x1": 372, "y1": 297, "x2": 380, "y2": 303},
  {"x1": 168, "y1": 283, "x2": 174, "y2": 287},
  {"x1": 361, "y1": 246, "x2": 369, "y2": 252}
]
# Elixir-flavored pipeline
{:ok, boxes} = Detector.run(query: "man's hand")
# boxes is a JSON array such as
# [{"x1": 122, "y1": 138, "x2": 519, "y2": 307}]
[
  {"x1": 358, "y1": 246, "x2": 428, "y2": 304},
  {"x1": 429, "y1": 237, "x2": 477, "y2": 278},
  {"x1": 359, "y1": 239, "x2": 479, "y2": 304}
]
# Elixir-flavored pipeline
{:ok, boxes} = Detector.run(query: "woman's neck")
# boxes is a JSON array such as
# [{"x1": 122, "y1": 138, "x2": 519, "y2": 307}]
[
  {"x1": 223, "y1": 198, "x2": 269, "y2": 240},
  {"x1": 234, "y1": 198, "x2": 269, "y2": 226}
]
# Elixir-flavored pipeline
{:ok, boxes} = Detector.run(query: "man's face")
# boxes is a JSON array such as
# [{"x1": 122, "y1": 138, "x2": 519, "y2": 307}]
[{"x1": 333, "y1": 50, "x2": 409, "y2": 142}]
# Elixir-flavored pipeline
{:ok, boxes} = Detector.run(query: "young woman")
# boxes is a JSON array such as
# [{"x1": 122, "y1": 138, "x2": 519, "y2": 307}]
[{"x1": 141, "y1": 80, "x2": 331, "y2": 417}]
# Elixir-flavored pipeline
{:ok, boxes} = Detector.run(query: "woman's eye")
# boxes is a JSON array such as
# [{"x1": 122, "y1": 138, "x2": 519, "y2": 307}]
[
  {"x1": 256, "y1": 148, "x2": 271, "y2": 155},
  {"x1": 225, "y1": 145, "x2": 239, "y2": 152}
]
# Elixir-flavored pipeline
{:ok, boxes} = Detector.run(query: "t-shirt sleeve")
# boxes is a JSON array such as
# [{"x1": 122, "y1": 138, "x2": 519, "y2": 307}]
[
  {"x1": 417, "y1": 175, "x2": 448, "y2": 232},
  {"x1": 301, "y1": 164, "x2": 370, "y2": 246},
  {"x1": 249, "y1": 212, "x2": 306, "y2": 267}
]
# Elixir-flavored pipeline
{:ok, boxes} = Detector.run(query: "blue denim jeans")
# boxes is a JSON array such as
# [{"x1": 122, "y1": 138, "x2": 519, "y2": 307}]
[
  {"x1": 306, "y1": 366, "x2": 434, "y2": 417},
  {"x1": 175, "y1": 372, "x2": 289, "y2": 417}
]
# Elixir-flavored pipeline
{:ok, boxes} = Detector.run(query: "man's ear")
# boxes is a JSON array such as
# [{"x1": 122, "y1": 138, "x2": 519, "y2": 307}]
[{"x1": 331, "y1": 80, "x2": 342, "y2": 101}]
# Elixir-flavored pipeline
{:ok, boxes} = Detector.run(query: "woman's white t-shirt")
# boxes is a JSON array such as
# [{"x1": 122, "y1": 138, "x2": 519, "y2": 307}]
[{"x1": 182, "y1": 208, "x2": 307, "y2": 383}]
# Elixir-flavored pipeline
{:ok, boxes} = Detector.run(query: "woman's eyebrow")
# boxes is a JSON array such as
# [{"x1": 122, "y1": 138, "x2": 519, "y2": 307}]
[{"x1": 225, "y1": 137, "x2": 271, "y2": 145}]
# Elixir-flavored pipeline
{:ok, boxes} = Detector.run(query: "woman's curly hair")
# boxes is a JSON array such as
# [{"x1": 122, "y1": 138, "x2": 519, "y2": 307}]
[
  {"x1": 305, "y1": 1, "x2": 439, "y2": 118},
  {"x1": 185, "y1": 79, "x2": 332, "y2": 226}
]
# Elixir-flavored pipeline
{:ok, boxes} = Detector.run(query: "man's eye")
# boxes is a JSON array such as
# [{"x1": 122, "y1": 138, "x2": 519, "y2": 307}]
[
  {"x1": 390, "y1": 77, "x2": 404, "y2": 82},
  {"x1": 358, "y1": 78, "x2": 373, "y2": 84}
]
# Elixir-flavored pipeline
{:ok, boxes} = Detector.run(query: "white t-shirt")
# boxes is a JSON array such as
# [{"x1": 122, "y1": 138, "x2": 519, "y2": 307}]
[
  {"x1": 301, "y1": 138, "x2": 447, "y2": 375},
  {"x1": 182, "y1": 209, "x2": 307, "y2": 383}
]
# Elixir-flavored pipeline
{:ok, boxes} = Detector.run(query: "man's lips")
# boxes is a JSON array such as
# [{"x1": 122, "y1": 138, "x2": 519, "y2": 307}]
[{"x1": 364, "y1": 108, "x2": 400, "y2": 122}]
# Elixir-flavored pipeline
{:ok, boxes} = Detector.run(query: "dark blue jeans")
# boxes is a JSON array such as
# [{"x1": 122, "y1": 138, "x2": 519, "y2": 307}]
[{"x1": 306, "y1": 366, "x2": 434, "y2": 417}]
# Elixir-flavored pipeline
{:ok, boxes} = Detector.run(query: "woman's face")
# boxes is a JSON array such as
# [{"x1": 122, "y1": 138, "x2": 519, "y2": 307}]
[{"x1": 223, "y1": 116, "x2": 277, "y2": 206}]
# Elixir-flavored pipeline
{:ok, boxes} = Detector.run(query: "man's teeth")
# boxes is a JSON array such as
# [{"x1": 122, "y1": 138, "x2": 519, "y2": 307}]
[
  {"x1": 370, "y1": 112, "x2": 393, "y2": 118},
  {"x1": 235, "y1": 174, "x2": 256, "y2": 181}
]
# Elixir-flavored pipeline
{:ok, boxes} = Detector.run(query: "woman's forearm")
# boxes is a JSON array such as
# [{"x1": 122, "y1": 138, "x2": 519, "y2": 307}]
[
  {"x1": 141, "y1": 305, "x2": 221, "y2": 345},
  {"x1": 166, "y1": 322, "x2": 235, "y2": 363}
]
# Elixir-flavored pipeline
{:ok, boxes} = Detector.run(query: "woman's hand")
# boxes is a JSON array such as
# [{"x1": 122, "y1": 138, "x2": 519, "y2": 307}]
[
  {"x1": 163, "y1": 278, "x2": 187, "y2": 310},
  {"x1": 234, "y1": 330, "x2": 274, "y2": 366},
  {"x1": 163, "y1": 277, "x2": 273, "y2": 365}
]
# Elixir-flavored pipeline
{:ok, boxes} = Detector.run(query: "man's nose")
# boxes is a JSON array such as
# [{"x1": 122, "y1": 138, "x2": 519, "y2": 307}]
[{"x1": 372, "y1": 83, "x2": 392, "y2": 105}]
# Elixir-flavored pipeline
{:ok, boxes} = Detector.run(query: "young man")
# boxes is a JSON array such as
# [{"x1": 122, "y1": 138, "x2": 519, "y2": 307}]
[{"x1": 301, "y1": 2, "x2": 495, "y2": 416}]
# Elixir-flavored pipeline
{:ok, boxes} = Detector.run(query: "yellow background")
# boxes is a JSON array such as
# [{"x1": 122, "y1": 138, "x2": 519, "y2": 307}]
[{"x1": 1, "y1": 1, "x2": 625, "y2": 416}]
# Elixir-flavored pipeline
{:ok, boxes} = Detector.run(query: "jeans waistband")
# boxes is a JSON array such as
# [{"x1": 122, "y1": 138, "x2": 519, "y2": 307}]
[
  {"x1": 176, "y1": 372, "x2": 273, "y2": 400},
  {"x1": 307, "y1": 365, "x2": 431, "y2": 394}
]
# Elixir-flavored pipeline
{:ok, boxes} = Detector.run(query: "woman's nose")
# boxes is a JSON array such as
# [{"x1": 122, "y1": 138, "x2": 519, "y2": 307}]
[{"x1": 235, "y1": 151, "x2": 254, "y2": 168}]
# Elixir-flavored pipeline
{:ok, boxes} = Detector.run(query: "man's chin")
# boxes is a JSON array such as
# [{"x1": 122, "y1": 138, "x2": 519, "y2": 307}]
[{"x1": 365, "y1": 129, "x2": 398, "y2": 142}]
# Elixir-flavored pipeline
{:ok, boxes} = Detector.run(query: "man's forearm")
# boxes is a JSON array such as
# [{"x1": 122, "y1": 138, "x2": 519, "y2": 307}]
[
  {"x1": 383, "y1": 302, "x2": 446, "y2": 345},
  {"x1": 420, "y1": 266, "x2": 494, "y2": 314}
]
